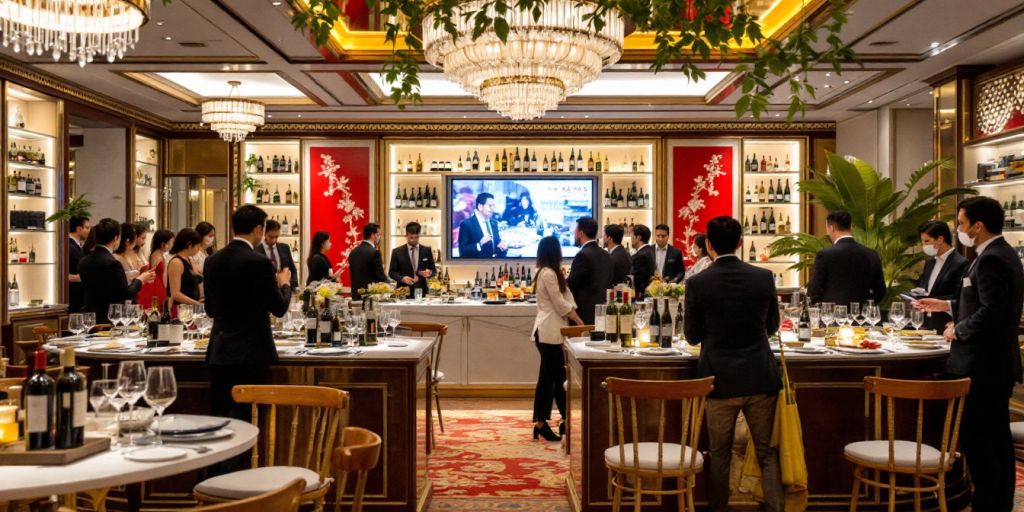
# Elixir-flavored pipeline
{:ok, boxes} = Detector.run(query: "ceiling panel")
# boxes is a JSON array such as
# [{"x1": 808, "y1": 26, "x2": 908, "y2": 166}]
[
  {"x1": 850, "y1": 0, "x2": 1022, "y2": 55},
  {"x1": 218, "y1": 0, "x2": 326, "y2": 61}
]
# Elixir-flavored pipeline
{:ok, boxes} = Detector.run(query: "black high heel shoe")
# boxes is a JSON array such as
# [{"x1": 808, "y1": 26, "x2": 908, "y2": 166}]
[
  {"x1": 533, "y1": 422, "x2": 561, "y2": 441},
  {"x1": 558, "y1": 421, "x2": 565, "y2": 437}
]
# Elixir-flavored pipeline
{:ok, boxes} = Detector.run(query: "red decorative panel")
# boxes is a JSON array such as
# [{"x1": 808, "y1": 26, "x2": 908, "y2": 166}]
[
  {"x1": 669, "y1": 143, "x2": 737, "y2": 266},
  {"x1": 306, "y1": 143, "x2": 374, "y2": 288}
]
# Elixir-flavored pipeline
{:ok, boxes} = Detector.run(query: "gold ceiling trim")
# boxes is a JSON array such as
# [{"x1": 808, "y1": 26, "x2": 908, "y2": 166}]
[{"x1": 169, "y1": 121, "x2": 836, "y2": 133}]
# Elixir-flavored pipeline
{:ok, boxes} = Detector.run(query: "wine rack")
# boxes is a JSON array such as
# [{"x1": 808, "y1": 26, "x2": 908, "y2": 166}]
[
  {"x1": 386, "y1": 139, "x2": 657, "y2": 285},
  {"x1": 5, "y1": 83, "x2": 61, "y2": 312},
  {"x1": 240, "y1": 139, "x2": 303, "y2": 283},
  {"x1": 134, "y1": 135, "x2": 160, "y2": 237}
]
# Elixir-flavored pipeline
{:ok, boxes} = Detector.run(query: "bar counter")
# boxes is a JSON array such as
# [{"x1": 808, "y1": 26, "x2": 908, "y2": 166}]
[
  {"x1": 564, "y1": 339, "x2": 966, "y2": 512},
  {"x1": 73, "y1": 338, "x2": 433, "y2": 512}
]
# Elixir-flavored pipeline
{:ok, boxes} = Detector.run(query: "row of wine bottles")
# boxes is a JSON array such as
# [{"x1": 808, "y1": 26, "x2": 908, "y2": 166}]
[
  {"x1": 7, "y1": 171, "x2": 44, "y2": 195},
  {"x1": 745, "y1": 179, "x2": 793, "y2": 203},
  {"x1": 597, "y1": 290, "x2": 679, "y2": 348},
  {"x1": 744, "y1": 153, "x2": 792, "y2": 173},
  {"x1": 8, "y1": 143, "x2": 47, "y2": 166},
  {"x1": 395, "y1": 148, "x2": 647, "y2": 174},
  {"x1": 603, "y1": 183, "x2": 650, "y2": 209},
  {"x1": 392, "y1": 218, "x2": 438, "y2": 236},
  {"x1": 743, "y1": 211, "x2": 793, "y2": 236},
  {"x1": 248, "y1": 154, "x2": 297, "y2": 174},
  {"x1": 302, "y1": 295, "x2": 400, "y2": 346},
  {"x1": 253, "y1": 184, "x2": 298, "y2": 205},
  {"x1": 471, "y1": 264, "x2": 533, "y2": 290},
  {"x1": 7, "y1": 238, "x2": 36, "y2": 263},
  {"x1": 394, "y1": 187, "x2": 440, "y2": 209},
  {"x1": 24, "y1": 349, "x2": 86, "y2": 450}
]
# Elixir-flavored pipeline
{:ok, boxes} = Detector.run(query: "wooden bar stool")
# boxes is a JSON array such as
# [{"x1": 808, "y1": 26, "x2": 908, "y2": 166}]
[
  {"x1": 193, "y1": 385, "x2": 349, "y2": 512},
  {"x1": 398, "y1": 321, "x2": 447, "y2": 449},
  {"x1": 60, "y1": 479, "x2": 305, "y2": 512},
  {"x1": 845, "y1": 376, "x2": 970, "y2": 512},
  {"x1": 603, "y1": 376, "x2": 714, "y2": 512},
  {"x1": 331, "y1": 427, "x2": 383, "y2": 512}
]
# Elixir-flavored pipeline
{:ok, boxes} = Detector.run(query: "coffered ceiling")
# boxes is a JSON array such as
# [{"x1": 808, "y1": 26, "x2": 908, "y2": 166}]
[{"x1": 3, "y1": 0, "x2": 1024, "y2": 126}]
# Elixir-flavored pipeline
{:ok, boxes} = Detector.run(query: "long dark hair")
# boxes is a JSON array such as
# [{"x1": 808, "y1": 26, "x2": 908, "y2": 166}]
[
  {"x1": 170, "y1": 228, "x2": 202, "y2": 255},
  {"x1": 150, "y1": 229, "x2": 174, "y2": 255},
  {"x1": 308, "y1": 231, "x2": 330, "y2": 268},
  {"x1": 535, "y1": 236, "x2": 567, "y2": 293},
  {"x1": 114, "y1": 222, "x2": 137, "y2": 255},
  {"x1": 694, "y1": 233, "x2": 709, "y2": 258},
  {"x1": 132, "y1": 223, "x2": 147, "y2": 256},
  {"x1": 82, "y1": 227, "x2": 97, "y2": 254},
  {"x1": 195, "y1": 221, "x2": 216, "y2": 255}
]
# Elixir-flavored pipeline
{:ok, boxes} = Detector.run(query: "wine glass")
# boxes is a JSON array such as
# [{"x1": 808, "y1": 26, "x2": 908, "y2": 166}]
[
  {"x1": 849, "y1": 302, "x2": 862, "y2": 326},
  {"x1": 68, "y1": 313, "x2": 85, "y2": 340},
  {"x1": 345, "y1": 313, "x2": 361, "y2": 348},
  {"x1": 633, "y1": 307, "x2": 649, "y2": 348},
  {"x1": 90, "y1": 379, "x2": 113, "y2": 415},
  {"x1": 117, "y1": 361, "x2": 147, "y2": 447},
  {"x1": 108, "y1": 304, "x2": 123, "y2": 338},
  {"x1": 121, "y1": 305, "x2": 136, "y2": 338},
  {"x1": 820, "y1": 303, "x2": 835, "y2": 334},
  {"x1": 834, "y1": 305, "x2": 849, "y2": 328},
  {"x1": 192, "y1": 303, "x2": 205, "y2": 318},
  {"x1": 178, "y1": 305, "x2": 194, "y2": 341},
  {"x1": 888, "y1": 302, "x2": 906, "y2": 330},
  {"x1": 388, "y1": 308, "x2": 401, "y2": 339},
  {"x1": 910, "y1": 308, "x2": 924, "y2": 332},
  {"x1": 196, "y1": 316, "x2": 213, "y2": 338},
  {"x1": 378, "y1": 307, "x2": 390, "y2": 339},
  {"x1": 786, "y1": 306, "x2": 801, "y2": 336},
  {"x1": 143, "y1": 367, "x2": 177, "y2": 446},
  {"x1": 83, "y1": 312, "x2": 96, "y2": 337},
  {"x1": 866, "y1": 305, "x2": 882, "y2": 332}
]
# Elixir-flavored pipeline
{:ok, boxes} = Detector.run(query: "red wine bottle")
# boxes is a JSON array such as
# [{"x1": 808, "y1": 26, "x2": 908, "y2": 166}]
[
  {"x1": 55, "y1": 348, "x2": 86, "y2": 448},
  {"x1": 25, "y1": 350, "x2": 54, "y2": 450}
]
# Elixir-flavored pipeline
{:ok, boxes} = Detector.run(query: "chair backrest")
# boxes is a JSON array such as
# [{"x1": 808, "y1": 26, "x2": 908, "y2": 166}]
[
  {"x1": 231, "y1": 385, "x2": 350, "y2": 479},
  {"x1": 91, "y1": 324, "x2": 112, "y2": 333},
  {"x1": 13, "y1": 340, "x2": 42, "y2": 364},
  {"x1": 398, "y1": 322, "x2": 447, "y2": 379},
  {"x1": 331, "y1": 427, "x2": 383, "y2": 512},
  {"x1": 187, "y1": 478, "x2": 305, "y2": 512},
  {"x1": 560, "y1": 325, "x2": 594, "y2": 339},
  {"x1": 864, "y1": 376, "x2": 970, "y2": 472},
  {"x1": 32, "y1": 326, "x2": 58, "y2": 345},
  {"x1": 602, "y1": 376, "x2": 714, "y2": 476}
]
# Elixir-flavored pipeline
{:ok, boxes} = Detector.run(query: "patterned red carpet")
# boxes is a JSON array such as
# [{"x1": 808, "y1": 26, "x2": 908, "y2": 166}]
[{"x1": 428, "y1": 401, "x2": 570, "y2": 512}]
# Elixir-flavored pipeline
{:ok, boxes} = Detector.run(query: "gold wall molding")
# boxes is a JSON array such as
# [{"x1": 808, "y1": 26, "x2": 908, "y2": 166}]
[{"x1": 170, "y1": 121, "x2": 836, "y2": 134}]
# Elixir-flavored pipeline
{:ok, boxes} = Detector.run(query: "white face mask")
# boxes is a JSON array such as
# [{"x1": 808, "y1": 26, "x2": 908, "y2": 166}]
[
  {"x1": 922, "y1": 244, "x2": 938, "y2": 257},
  {"x1": 325, "y1": 241, "x2": 332, "y2": 252},
  {"x1": 204, "y1": 236, "x2": 215, "y2": 248},
  {"x1": 957, "y1": 227, "x2": 974, "y2": 248}
]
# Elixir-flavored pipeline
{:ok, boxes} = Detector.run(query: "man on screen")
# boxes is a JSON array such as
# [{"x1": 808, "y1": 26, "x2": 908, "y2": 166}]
[{"x1": 458, "y1": 192, "x2": 508, "y2": 258}]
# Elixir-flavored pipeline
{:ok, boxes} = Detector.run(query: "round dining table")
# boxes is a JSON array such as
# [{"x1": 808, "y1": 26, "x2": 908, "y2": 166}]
[{"x1": 0, "y1": 417, "x2": 257, "y2": 502}]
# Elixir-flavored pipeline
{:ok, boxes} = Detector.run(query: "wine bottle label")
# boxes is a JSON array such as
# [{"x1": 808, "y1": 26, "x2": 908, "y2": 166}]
[
  {"x1": 306, "y1": 318, "x2": 316, "y2": 330},
  {"x1": 73, "y1": 390, "x2": 87, "y2": 428},
  {"x1": 26, "y1": 395, "x2": 47, "y2": 432},
  {"x1": 319, "y1": 321, "x2": 331, "y2": 334},
  {"x1": 158, "y1": 324, "x2": 170, "y2": 341}
]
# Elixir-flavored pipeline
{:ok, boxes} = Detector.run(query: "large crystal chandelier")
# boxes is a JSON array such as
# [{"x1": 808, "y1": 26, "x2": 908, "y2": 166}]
[
  {"x1": 200, "y1": 81, "x2": 265, "y2": 143},
  {"x1": 423, "y1": 0, "x2": 624, "y2": 121},
  {"x1": 0, "y1": 0, "x2": 149, "y2": 66}
]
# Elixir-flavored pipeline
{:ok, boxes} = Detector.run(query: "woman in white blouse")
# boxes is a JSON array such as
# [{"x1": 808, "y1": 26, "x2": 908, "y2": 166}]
[
  {"x1": 531, "y1": 236, "x2": 583, "y2": 442},
  {"x1": 685, "y1": 233, "x2": 712, "y2": 280}
]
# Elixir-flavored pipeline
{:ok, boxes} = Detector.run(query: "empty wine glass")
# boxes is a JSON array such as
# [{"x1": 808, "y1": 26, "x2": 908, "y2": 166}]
[
  {"x1": 90, "y1": 379, "x2": 112, "y2": 415},
  {"x1": 786, "y1": 306, "x2": 801, "y2": 335},
  {"x1": 378, "y1": 307, "x2": 390, "y2": 338},
  {"x1": 866, "y1": 305, "x2": 882, "y2": 331},
  {"x1": 820, "y1": 303, "x2": 835, "y2": 334},
  {"x1": 888, "y1": 302, "x2": 906, "y2": 329},
  {"x1": 68, "y1": 313, "x2": 85, "y2": 340},
  {"x1": 178, "y1": 305, "x2": 194, "y2": 341},
  {"x1": 808, "y1": 307, "x2": 821, "y2": 330},
  {"x1": 117, "y1": 361, "x2": 147, "y2": 447},
  {"x1": 143, "y1": 367, "x2": 177, "y2": 446},
  {"x1": 121, "y1": 306, "x2": 136, "y2": 338},
  {"x1": 849, "y1": 302, "x2": 862, "y2": 326},
  {"x1": 345, "y1": 313, "x2": 362, "y2": 348},
  {"x1": 834, "y1": 305, "x2": 849, "y2": 328},
  {"x1": 910, "y1": 308, "x2": 924, "y2": 332},
  {"x1": 196, "y1": 316, "x2": 213, "y2": 338},
  {"x1": 388, "y1": 308, "x2": 401, "y2": 338},
  {"x1": 82, "y1": 312, "x2": 96, "y2": 336},
  {"x1": 108, "y1": 304, "x2": 123, "y2": 338}
]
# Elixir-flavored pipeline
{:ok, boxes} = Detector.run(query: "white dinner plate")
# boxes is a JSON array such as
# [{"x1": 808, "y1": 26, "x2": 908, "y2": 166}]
[
  {"x1": 585, "y1": 341, "x2": 610, "y2": 348},
  {"x1": 638, "y1": 348, "x2": 677, "y2": 356},
  {"x1": 792, "y1": 347, "x2": 829, "y2": 354},
  {"x1": 124, "y1": 446, "x2": 188, "y2": 462},
  {"x1": 833, "y1": 347, "x2": 888, "y2": 355},
  {"x1": 163, "y1": 428, "x2": 234, "y2": 443},
  {"x1": 307, "y1": 347, "x2": 349, "y2": 355},
  {"x1": 157, "y1": 415, "x2": 230, "y2": 435},
  {"x1": 384, "y1": 342, "x2": 409, "y2": 348}
]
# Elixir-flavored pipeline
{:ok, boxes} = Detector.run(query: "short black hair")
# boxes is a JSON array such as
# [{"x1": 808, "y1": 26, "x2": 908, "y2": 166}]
[
  {"x1": 918, "y1": 220, "x2": 952, "y2": 245},
  {"x1": 633, "y1": 224, "x2": 651, "y2": 244},
  {"x1": 604, "y1": 224, "x2": 624, "y2": 245},
  {"x1": 694, "y1": 233, "x2": 709, "y2": 257},
  {"x1": 69, "y1": 215, "x2": 89, "y2": 234},
  {"x1": 170, "y1": 228, "x2": 202, "y2": 254},
  {"x1": 92, "y1": 218, "x2": 121, "y2": 246},
  {"x1": 826, "y1": 210, "x2": 852, "y2": 231},
  {"x1": 576, "y1": 217, "x2": 598, "y2": 239},
  {"x1": 958, "y1": 196, "x2": 1004, "y2": 234},
  {"x1": 265, "y1": 219, "x2": 281, "y2": 233},
  {"x1": 476, "y1": 192, "x2": 494, "y2": 209},
  {"x1": 363, "y1": 223, "x2": 380, "y2": 239},
  {"x1": 231, "y1": 205, "x2": 268, "y2": 235},
  {"x1": 706, "y1": 216, "x2": 742, "y2": 255},
  {"x1": 655, "y1": 224, "x2": 670, "y2": 234},
  {"x1": 406, "y1": 222, "x2": 421, "y2": 235}
]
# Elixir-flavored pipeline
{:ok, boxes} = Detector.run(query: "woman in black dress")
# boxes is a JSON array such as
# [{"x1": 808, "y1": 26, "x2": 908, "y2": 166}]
[
  {"x1": 166, "y1": 228, "x2": 204, "y2": 315},
  {"x1": 307, "y1": 231, "x2": 341, "y2": 284}
]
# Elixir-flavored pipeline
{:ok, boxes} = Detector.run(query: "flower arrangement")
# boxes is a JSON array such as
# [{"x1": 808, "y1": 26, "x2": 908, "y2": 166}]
[
  {"x1": 646, "y1": 279, "x2": 686, "y2": 299},
  {"x1": 301, "y1": 279, "x2": 343, "y2": 305},
  {"x1": 359, "y1": 282, "x2": 409, "y2": 301},
  {"x1": 427, "y1": 278, "x2": 444, "y2": 294}
]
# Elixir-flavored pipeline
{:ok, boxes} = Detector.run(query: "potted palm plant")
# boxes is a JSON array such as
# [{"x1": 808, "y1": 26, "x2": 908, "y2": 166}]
[
  {"x1": 768, "y1": 153, "x2": 975, "y2": 307},
  {"x1": 46, "y1": 194, "x2": 94, "y2": 224}
]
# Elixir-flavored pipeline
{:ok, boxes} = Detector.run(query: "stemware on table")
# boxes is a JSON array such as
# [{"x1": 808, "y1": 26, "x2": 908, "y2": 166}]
[
  {"x1": 68, "y1": 313, "x2": 85, "y2": 339},
  {"x1": 108, "y1": 304, "x2": 123, "y2": 337},
  {"x1": 849, "y1": 302, "x2": 862, "y2": 326},
  {"x1": 834, "y1": 305, "x2": 849, "y2": 328},
  {"x1": 117, "y1": 361, "x2": 147, "y2": 447},
  {"x1": 388, "y1": 308, "x2": 401, "y2": 338},
  {"x1": 143, "y1": 367, "x2": 177, "y2": 446},
  {"x1": 82, "y1": 312, "x2": 96, "y2": 336}
]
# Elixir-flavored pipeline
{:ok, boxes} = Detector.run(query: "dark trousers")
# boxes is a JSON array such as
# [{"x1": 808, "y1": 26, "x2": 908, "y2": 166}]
[
  {"x1": 209, "y1": 364, "x2": 269, "y2": 421},
  {"x1": 532, "y1": 339, "x2": 566, "y2": 423},
  {"x1": 705, "y1": 394, "x2": 783, "y2": 512},
  {"x1": 961, "y1": 380, "x2": 1015, "y2": 511}
]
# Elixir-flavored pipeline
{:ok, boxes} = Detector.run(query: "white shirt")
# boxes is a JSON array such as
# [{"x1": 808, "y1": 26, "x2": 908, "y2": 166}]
[
  {"x1": 686, "y1": 256, "x2": 712, "y2": 279},
  {"x1": 833, "y1": 234, "x2": 854, "y2": 244},
  {"x1": 581, "y1": 239, "x2": 597, "y2": 249},
  {"x1": 926, "y1": 247, "x2": 955, "y2": 294},
  {"x1": 233, "y1": 237, "x2": 254, "y2": 250},
  {"x1": 655, "y1": 244, "x2": 669, "y2": 275}
]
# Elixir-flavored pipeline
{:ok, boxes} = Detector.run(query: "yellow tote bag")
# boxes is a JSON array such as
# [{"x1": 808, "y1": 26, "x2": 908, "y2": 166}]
[{"x1": 740, "y1": 344, "x2": 808, "y2": 511}]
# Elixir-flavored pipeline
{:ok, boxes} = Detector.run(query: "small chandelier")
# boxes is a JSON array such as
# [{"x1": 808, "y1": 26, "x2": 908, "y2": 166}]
[
  {"x1": 200, "y1": 81, "x2": 265, "y2": 143},
  {"x1": 0, "y1": 0, "x2": 150, "y2": 66},
  {"x1": 423, "y1": 0, "x2": 624, "y2": 121}
]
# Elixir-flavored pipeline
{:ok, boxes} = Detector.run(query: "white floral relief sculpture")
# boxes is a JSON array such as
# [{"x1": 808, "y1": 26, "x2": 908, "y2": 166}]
[
  {"x1": 675, "y1": 152, "x2": 726, "y2": 256},
  {"x1": 318, "y1": 152, "x2": 365, "y2": 277}
]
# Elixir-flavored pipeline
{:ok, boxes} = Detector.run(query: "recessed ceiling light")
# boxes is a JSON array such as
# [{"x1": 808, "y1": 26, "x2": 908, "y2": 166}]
[
  {"x1": 930, "y1": 41, "x2": 940, "y2": 48},
  {"x1": 774, "y1": 113, "x2": 780, "y2": 117},
  {"x1": 297, "y1": 114, "x2": 302, "y2": 118},
  {"x1": 868, "y1": 100, "x2": 873, "y2": 104},
  {"x1": 843, "y1": 80, "x2": 850, "y2": 84},
  {"x1": 271, "y1": 0, "x2": 282, "y2": 4},
  {"x1": 163, "y1": 36, "x2": 172, "y2": 41},
  {"x1": 823, "y1": 84, "x2": 831, "y2": 88},
  {"x1": 267, "y1": 114, "x2": 272, "y2": 118},
  {"x1": 825, "y1": 72, "x2": 831, "y2": 77},
  {"x1": 906, "y1": 103, "x2": 911, "y2": 106},
  {"x1": 156, "y1": 20, "x2": 165, "y2": 26}
]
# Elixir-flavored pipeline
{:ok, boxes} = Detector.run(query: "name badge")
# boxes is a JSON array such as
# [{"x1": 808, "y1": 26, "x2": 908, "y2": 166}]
[{"x1": 962, "y1": 277, "x2": 972, "y2": 288}]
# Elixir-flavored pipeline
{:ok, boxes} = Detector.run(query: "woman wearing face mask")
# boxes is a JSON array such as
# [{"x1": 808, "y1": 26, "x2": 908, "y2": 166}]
[
  {"x1": 307, "y1": 231, "x2": 343, "y2": 284},
  {"x1": 913, "y1": 220, "x2": 968, "y2": 332},
  {"x1": 191, "y1": 221, "x2": 217, "y2": 274}
]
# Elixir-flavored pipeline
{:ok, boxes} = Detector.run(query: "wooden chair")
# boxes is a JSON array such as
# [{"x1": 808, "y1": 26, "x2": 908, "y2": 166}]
[
  {"x1": 193, "y1": 385, "x2": 350, "y2": 512},
  {"x1": 331, "y1": 427, "x2": 383, "y2": 512},
  {"x1": 57, "y1": 479, "x2": 305, "y2": 512},
  {"x1": 602, "y1": 376, "x2": 714, "y2": 512},
  {"x1": 560, "y1": 325, "x2": 594, "y2": 339},
  {"x1": 845, "y1": 377, "x2": 970, "y2": 512},
  {"x1": 91, "y1": 323, "x2": 112, "y2": 333},
  {"x1": 13, "y1": 340, "x2": 42, "y2": 365},
  {"x1": 398, "y1": 321, "x2": 447, "y2": 449},
  {"x1": 32, "y1": 325, "x2": 59, "y2": 345}
]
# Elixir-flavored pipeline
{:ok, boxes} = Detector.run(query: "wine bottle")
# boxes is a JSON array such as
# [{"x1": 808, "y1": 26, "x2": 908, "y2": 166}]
[
  {"x1": 148, "y1": 296, "x2": 160, "y2": 339},
  {"x1": 768, "y1": 180, "x2": 775, "y2": 202},
  {"x1": 783, "y1": 179, "x2": 791, "y2": 202},
  {"x1": 55, "y1": 347, "x2": 85, "y2": 449},
  {"x1": 272, "y1": 155, "x2": 280, "y2": 173},
  {"x1": 501, "y1": 149, "x2": 508, "y2": 172},
  {"x1": 364, "y1": 298, "x2": 378, "y2": 346},
  {"x1": 431, "y1": 187, "x2": 439, "y2": 208},
  {"x1": 749, "y1": 241, "x2": 757, "y2": 262},
  {"x1": 606, "y1": 290, "x2": 620, "y2": 344},
  {"x1": 257, "y1": 155, "x2": 265, "y2": 172},
  {"x1": 472, "y1": 150, "x2": 480, "y2": 171},
  {"x1": 158, "y1": 300, "x2": 171, "y2": 341},
  {"x1": 798, "y1": 298, "x2": 811, "y2": 342},
  {"x1": 768, "y1": 210, "x2": 777, "y2": 234},
  {"x1": 305, "y1": 295, "x2": 318, "y2": 346},
  {"x1": 759, "y1": 212, "x2": 768, "y2": 233},
  {"x1": 619, "y1": 292, "x2": 634, "y2": 348},
  {"x1": 649, "y1": 299, "x2": 661, "y2": 347},
  {"x1": 319, "y1": 302, "x2": 333, "y2": 345},
  {"x1": 587, "y1": 152, "x2": 594, "y2": 172},
  {"x1": 675, "y1": 300, "x2": 685, "y2": 338},
  {"x1": 603, "y1": 154, "x2": 610, "y2": 173},
  {"x1": 25, "y1": 350, "x2": 54, "y2": 450},
  {"x1": 660, "y1": 298, "x2": 673, "y2": 348},
  {"x1": 8, "y1": 275, "x2": 18, "y2": 307},
  {"x1": 416, "y1": 153, "x2": 424, "y2": 173}
]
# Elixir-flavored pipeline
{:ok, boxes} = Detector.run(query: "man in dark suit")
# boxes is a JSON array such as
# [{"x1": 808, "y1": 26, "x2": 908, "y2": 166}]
[
  {"x1": 567, "y1": 217, "x2": 612, "y2": 325},
  {"x1": 604, "y1": 224, "x2": 631, "y2": 286},
  {"x1": 684, "y1": 216, "x2": 783, "y2": 512},
  {"x1": 914, "y1": 220, "x2": 967, "y2": 333},
  {"x1": 67, "y1": 215, "x2": 90, "y2": 313},
  {"x1": 255, "y1": 219, "x2": 298, "y2": 289},
  {"x1": 78, "y1": 218, "x2": 156, "y2": 324},
  {"x1": 349, "y1": 223, "x2": 388, "y2": 301},
  {"x1": 204, "y1": 205, "x2": 292, "y2": 420},
  {"x1": 653, "y1": 224, "x2": 686, "y2": 283},
  {"x1": 915, "y1": 197, "x2": 1024, "y2": 511},
  {"x1": 457, "y1": 192, "x2": 507, "y2": 258},
  {"x1": 806, "y1": 210, "x2": 886, "y2": 306},
  {"x1": 629, "y1": 224, "x2": 656, "y2": 298},
  {"x1": 389, "y1": 221, "x2": 436, "y2": 297}
]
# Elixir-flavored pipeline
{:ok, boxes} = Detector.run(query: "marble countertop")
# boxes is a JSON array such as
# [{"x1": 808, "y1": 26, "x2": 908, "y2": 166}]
[{"x1": 565, "y1": 337, "x2": 950, "y2": 362}]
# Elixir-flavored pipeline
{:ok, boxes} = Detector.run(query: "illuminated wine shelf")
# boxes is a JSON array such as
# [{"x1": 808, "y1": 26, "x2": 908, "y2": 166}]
[
  {"x1": 134, "y1": 135, "x2": 160, "y2": 233},
  {"x1": 239, "y1": 140, "x2": 304, "y2": 283}
]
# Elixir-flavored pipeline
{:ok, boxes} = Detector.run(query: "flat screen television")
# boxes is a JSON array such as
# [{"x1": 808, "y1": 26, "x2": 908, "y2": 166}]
[{"x1": 446, "y1": 176, "x2": 597, "y2": 260}]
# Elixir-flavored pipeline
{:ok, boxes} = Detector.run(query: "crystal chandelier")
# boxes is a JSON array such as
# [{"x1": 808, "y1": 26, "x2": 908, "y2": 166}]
[
  {"x1": 0, "y1": 0, "x2": 149, "y2": 66},
  {"x1": 423, "y1": 0, "x2": 624, "y2": 121},
  {"x1": 200, "y1": 81, "x2": 265, "y2": 143}
]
